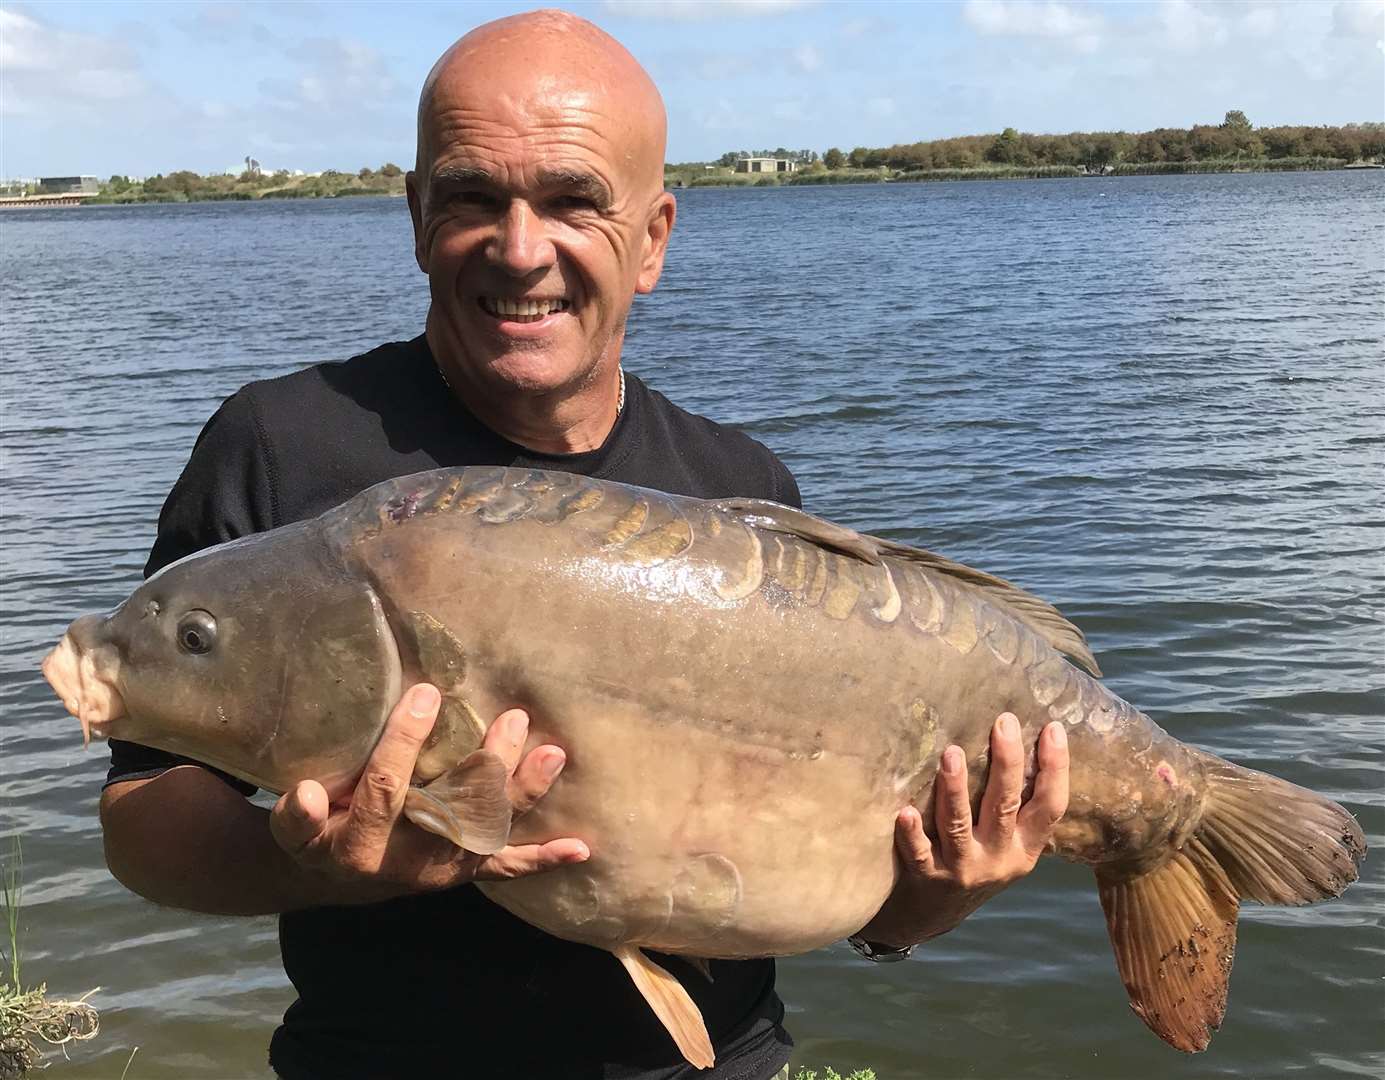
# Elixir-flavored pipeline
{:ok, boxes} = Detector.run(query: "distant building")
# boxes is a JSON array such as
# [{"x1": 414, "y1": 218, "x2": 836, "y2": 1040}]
[
  {"x1": 38, "y1": 176, "x2": 100, "y2": 194},
  {"x1": 735, "y1": 157, "x2": 797, "y2": 174}
]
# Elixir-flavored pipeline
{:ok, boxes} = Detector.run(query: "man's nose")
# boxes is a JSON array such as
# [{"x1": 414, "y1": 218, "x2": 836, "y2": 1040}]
[{"x1": 488, "y1": 200, "x2": 556, "y2": 276}]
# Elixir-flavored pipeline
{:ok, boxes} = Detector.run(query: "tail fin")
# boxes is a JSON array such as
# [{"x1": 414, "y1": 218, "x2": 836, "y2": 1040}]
[{"x1": 1097, "y1": 757, "x2": 1365, "y2": 1053}]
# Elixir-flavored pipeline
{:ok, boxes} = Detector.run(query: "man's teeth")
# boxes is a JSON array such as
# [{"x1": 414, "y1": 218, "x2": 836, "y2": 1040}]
[{"x1": 482, "y1": 297, "x2": 570, "y2": 319}]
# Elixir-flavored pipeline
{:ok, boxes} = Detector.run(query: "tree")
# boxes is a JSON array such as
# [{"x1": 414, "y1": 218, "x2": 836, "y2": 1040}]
[
  {"x1": 1222, "y1": 110, "x2": 1252, "y2": 131},
  {"x1": 823, "y1": 147, "x2": 845, "y2": 170},
  {"x1": 985, "y1": 127, "x2": 1021, "y2": 165},
  {"x1": 380, "y1": 162, "x2": 403, "y2": 177},
  {"x1": 107, "y1": 175, "x2": 132, "y2": 194},
  {"x1": 847, "y1": 146, "x2": 869, "y2": 168}
]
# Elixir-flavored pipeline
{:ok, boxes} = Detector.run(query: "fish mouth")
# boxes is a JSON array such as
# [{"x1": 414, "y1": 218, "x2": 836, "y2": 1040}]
[{"x1": 42, "y1": 618, "x2": 126, "y2": 747}]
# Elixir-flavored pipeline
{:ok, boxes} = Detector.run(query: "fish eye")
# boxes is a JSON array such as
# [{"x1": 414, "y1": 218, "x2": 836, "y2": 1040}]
[{"x1": 176, "y1": 610, "x2": 217, "y2": 655}]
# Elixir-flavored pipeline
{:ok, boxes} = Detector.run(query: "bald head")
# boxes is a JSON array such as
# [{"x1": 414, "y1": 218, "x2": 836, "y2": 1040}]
[{"x1": 416, "y1": 10, "x2": 667, "y2": 196}]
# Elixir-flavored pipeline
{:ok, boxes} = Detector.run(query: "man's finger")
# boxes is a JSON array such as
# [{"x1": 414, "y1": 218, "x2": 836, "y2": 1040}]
[
  {"x1": 484, "y1": 708, "x2": 530, "y2": 777},
  {"x1": 471, "y1": 838, "x2": 591, "y2": 882},
  {"x1": 1017, "y1": 722, "x2": 1070, "y2": 857},
  {"x1": 934, "y1": 745, "x2": 973, "y2": 864},
  {"x1": 506, "y1": 745, "x2": 567, "y2": 817},
  {"x1": 271, "y1": 780, "x2": 329, "y2": 856},
  {"x1": 978, "y1": 713, "x2": 1025, "y2": 848},
  {"x1": 345, "y1": 683, "x2": 440, "y2": 857},
  {"x1": 894, "y1": 805, "x2": 936, "y2": 876}
]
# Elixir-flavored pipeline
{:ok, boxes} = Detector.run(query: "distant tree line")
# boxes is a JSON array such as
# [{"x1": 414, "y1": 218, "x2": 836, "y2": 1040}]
[
  {"x1": 712, "y1": 149, "x2": 821, "y2": 166},
  {"x1": 94, "y1": 164, "x2": 406, "y2": 203},
  {"x1": 816, "y1": 114, "x2": 1383, "y2": 173}
]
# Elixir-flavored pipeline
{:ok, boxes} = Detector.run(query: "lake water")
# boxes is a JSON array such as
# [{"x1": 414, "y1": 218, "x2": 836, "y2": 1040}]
[{"x1": 1, "y1": 172, "x2": 1382, "y2": 1080}]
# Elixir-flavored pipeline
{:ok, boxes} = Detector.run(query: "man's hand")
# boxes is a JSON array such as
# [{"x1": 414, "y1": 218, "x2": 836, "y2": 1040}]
[
  {"x1": 269, "y1": 683, "x2": 590, "y2": 905},
  {"x1": 855, "y1": 714, "x2": 1069, "y2": 950}
]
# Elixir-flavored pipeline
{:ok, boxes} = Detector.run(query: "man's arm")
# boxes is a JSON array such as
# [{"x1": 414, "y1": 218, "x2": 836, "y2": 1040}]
[
  {"x1": 854, "y1": 715, "x2": 1070, "y2": 949},
  {"x1": 100, "y1": 684, "x2": 589, "y2": 916}
]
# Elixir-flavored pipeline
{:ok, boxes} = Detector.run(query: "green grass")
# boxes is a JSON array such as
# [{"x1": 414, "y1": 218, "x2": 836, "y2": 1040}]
[
  {"x1": 897, "y1": 164, "x2": 1083, "y2": 182},
  {"x1": 1, "y1": 840, "x2": 100, "y2": 1078},
  {"x1": 1110, "y1": 156, "x2": 1346, "y2": 175},
  {"x1": 793, "y1": 1069, "x2": 877, "y2": 1080}
]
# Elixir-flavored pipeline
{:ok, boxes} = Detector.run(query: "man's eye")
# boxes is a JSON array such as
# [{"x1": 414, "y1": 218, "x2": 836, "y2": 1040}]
[
  {"x1": 554, "y1": 196, "x2": 596, "y2": 211},
  {"x1": 452, "y1": 191, "x2": 500, "y2": 209}
]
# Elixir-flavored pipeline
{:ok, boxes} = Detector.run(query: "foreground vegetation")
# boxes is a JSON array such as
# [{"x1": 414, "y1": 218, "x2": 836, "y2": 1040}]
[{"x1": 0, "y1": 843, "x2": 99, "y2": 1078}]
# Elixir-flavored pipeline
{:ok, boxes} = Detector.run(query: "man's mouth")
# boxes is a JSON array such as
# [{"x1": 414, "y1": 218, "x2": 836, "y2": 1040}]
[{"x1": 478, "y1": 296, "x2": 571, "y2": 323}]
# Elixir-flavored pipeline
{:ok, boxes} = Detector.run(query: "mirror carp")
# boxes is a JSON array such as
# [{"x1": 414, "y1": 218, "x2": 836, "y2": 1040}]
[{"x1": 42, "y1": 466, "x2": 1366, "y2": 1068}]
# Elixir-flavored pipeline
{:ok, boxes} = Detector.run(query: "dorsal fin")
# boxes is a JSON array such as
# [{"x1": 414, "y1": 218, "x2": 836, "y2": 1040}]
[
  {"x1": 708, "y1": 498, "x2": 1101, "y2": 678},
  {"x1": 708, "y1": 498, "x2": 884, "y2": 564},
  {"x1": 868, "y1": 536, "x2": 1101, "y2": 677}
]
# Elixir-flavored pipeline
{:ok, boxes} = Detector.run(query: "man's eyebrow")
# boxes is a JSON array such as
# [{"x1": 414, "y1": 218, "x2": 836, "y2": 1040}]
[
  {"x1": 428, "y1": 164, "x2": 613, "y2": 209},
  {"x1": 535, "y1": 169, "x2": 613, "y2": 208},
  {"x1": 430, "y1": 165, "x2": 496, "y2": 191}
]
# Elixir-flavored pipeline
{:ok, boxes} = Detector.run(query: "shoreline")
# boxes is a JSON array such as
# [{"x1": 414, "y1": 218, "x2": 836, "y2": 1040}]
[
  {"x1": 2, "y1": 159, "x2": 1377, "y2": 211},
  {"x1": 668, "y1": 157, "x2": 1378, "y2": 190}
]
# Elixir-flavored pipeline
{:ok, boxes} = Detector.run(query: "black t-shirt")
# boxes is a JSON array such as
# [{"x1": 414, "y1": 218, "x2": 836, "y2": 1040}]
[{"x1": 106, "y1": 337, "x2": 802, "y2": 1080}]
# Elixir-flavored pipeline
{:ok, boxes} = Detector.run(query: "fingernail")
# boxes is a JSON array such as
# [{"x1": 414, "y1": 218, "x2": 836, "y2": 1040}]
[
  {"x1": 503, "y1": 710, "x2": 529, "y2": 743},
  {"x1": 409, "y1": 684, "x2": 440, "y2": 717},
  {"x1": 541, "y1": 752, "x2": 565, "y2": 781},
  {"x1": 570, "y1": 842, "x2": 590, "y2": 862},
  {"x1": 999, "y1": 713, "x2": 1019, "y2": 739},
  {"x1": 1050, "y1": 723, "x2": 1067, "y2": 748},
  {"x1": 943, "y1": 746, "x2": 962, "y2": 775}
]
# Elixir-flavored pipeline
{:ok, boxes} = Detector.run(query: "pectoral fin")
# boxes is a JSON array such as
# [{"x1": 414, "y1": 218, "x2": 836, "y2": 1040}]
[
  {"x1": 403, "y1": 749, "x2": 511, "y2": 855},
  {"x1": 680, "y1": 956, "x2": 715, "y2": 983},
  {"x1": 613, "y1": 946, "x2": 714, "y2": 1070}
]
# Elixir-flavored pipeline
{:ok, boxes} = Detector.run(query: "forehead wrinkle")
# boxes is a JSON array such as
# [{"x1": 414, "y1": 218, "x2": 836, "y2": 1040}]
[{"x1": 426, "y1": 105, "x2": 630, "y2": 193}]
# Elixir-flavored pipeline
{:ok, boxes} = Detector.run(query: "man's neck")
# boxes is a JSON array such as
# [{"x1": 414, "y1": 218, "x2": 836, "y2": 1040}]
[
  {"x1": 464, "y1": 379, "x2": 621, "y2": 454},
  {"x1": 429, "y1": 348, "x2": 623, "y2": 456}
]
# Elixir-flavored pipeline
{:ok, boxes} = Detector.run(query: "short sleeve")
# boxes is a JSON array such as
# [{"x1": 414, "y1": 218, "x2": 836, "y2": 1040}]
[
  {"x1": 767, "y1": 456, "x2": 802, "y2": 510},
  {"x1": 106, "y1": 389, "x2": 277, "y2": 794}
]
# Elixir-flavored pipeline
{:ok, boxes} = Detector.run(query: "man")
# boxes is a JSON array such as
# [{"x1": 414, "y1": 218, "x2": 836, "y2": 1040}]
[{"x1": 100, "y1": 11, "x2": 1069, "y2": 1078}]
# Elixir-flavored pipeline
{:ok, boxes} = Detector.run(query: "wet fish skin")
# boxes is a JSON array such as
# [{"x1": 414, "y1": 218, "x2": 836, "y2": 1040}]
[{"x1": 43, "y1": 465, "x2": 1365, "y2": 1067}]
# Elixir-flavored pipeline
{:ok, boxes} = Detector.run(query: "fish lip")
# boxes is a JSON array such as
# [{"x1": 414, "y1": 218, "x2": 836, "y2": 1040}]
[{"x1": 41, "y1": 627, "x2": 125, "y2": 748}]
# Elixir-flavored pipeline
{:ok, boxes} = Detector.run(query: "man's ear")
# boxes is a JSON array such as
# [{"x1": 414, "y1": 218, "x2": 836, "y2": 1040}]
[
  {"x1": 635, "y1": 192, "x2": 677, "y2": 295},
  {"x1": 405, "y1": 171, "x2": 427, "y2": 273}
]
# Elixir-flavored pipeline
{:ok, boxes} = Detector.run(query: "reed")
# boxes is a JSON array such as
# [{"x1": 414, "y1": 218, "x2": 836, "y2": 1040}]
[
  {"x1": 0, "y1": 841, "x2": 99, "y2": 1079},
  {"x1": 897, "y1": 164, "x2": 1083, "y2": 182},
  {"x1": 786, "y1": 171, "x2": 886, "y2": 185},
  {"x1": 1111, "y1": 157, "x2": 1347, "y2": 174}
]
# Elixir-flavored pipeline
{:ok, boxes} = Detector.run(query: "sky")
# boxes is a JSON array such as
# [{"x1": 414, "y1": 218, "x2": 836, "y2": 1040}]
[{"x1": 2, "y1": 0, "x2": 1382, "y2": 178}]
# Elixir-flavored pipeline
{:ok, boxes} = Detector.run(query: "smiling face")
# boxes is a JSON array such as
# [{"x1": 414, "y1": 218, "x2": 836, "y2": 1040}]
[{"x1": 407, "y1": 14, "x2": 675, "y2": 442}]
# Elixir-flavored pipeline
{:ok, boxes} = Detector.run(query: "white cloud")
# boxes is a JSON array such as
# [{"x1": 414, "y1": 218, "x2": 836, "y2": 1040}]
[
  {"x1": 697, "y1": 97, "x2": 753, "y2": 130},
  {"x1": 791, "y1": 43, "x2": 823, "y2": 72},
  {"x1": 602, "y1": 0, "x2": 818, "y2": 20},
  {"x1": 1159, "y1": 0, "x2": 1230, "y2": 52},
  {"x1": 841, "y1": 16, "x2": 889, "y2": 39},
  {"x1": 1331, "y1": 0, "x2": 1384, "y2": 37},
  {"x1": 1238, "y1": 4, "x2": 1279, "y2": 37},
  {"x1": 0, "y1": 8, "x2": 151, "y2": 117},
  {"x1": 265, "y1": 37, "x2": 403, "y2": 113},
  {"x1": 962, "y1": 0, "x2": 1103, "y2": 52}
]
